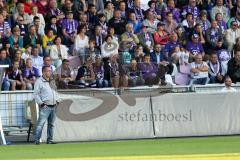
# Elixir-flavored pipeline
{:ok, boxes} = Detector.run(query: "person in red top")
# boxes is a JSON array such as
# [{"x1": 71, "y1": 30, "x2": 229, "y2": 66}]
[
  {"x1": 153, "y1": 22, "x2": 170, "y2": 46},
  {"x1": 23, "y1": 0, "x2": 33, "y2": 14}
]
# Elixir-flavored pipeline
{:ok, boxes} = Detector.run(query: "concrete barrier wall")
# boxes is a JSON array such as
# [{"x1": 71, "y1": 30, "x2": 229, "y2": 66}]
[{"x1": 40, "y1": 92, "x2": 240, "y2": 142}]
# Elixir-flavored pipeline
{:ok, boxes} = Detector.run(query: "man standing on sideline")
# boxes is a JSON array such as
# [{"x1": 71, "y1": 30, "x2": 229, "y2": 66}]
[{"x1": 34, "y1": 66, "x2": 59, "y2": 145}]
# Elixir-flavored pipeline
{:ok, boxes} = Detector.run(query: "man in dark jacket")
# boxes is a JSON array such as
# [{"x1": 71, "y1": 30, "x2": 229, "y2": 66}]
[{"x1": 227, "y1": 50, "x2": 240, "y2": 83}]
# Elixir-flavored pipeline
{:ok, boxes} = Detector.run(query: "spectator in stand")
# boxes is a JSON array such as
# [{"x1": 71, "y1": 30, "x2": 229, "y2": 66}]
[
  {"x1": 146, "y1": 0, "x2": 161, "y2": 21},
  {"x1": 21, "y1": 45, "x2": 32, "y2": 63},
  {"x1": 227, "y1": 50, "x2": 240, "y2": 83},
  {"x1": 62, "y1": 0, "x2": 75, "y2": 15},
  {"x1": 50, "y1": 36, "x2": 69, "y2": 68},
  {"x1": 97, "y1": 14, "x2": 108, "y2": 36},
  {"x1": 33, "y1": 16, "x2": 45, "y2": 37},
  {"x1": 133, "y1": 45, "x2": 145, "y2": 63},
  {"x1": 30, "y1": 46, "x2": 43, "y2": 74},
  {"x1": 0, "y1": 13, "x2": 11, "y2": 42},
  {"x1": 103, "y1": 1, "x2": 114, "y2": 22},
  {"x1": 210, "y1": 0, "x2": 230, "y2": 23},
  {"x1": 215, "y1": 13, "x2": 227, "y2": 33},
  {"x1": 46, "y1": 0, "x2": 64, "y2": 23},
  {"x1": 175, "y1": 26, "x2": 188, "y2": 47},
  {"x1": 0, "y1": 48, "x2": 11, "y2": 65},
  {"x1": 205, "y1": 20, "x2": 224, "y2": 50},
  {"x1": 186, "y1": 34, "x2": 205, "y2": 58},
  {"x1": 85, "y1": 39, "x2": 101, "y2": 62},
  {"x1": 110, "y1": 55, "x2": 120, "y2": 88},
  {"x1": 138, "y1": 25, "x2": 154, "y2": 54},
  {"x1": 224, "y1": 21, "x2": 240, "y2": 52},
  {"x1": 86, "y1": 4, "x2": 99, "y2": 32},
  {"x1": 42, "y1": 29, "x2": 56, "y2": 56},
  {"x1": 13, "y1": 49, "x2": 25, "y2": 70},
  {"x1": 130, "y1": 0, "x2": 145, "y2": 22},
  {"x1": 150, "y1": 44, "x2": 168, "y2": 65},
  {"x1": 142, "y1": 10, "x2": 159, "y2": 34},
  {"x1": 75, "y1": 58, "x2": 96, "y2": 88},
  {"x1": 36, "y1": 0, "x2": 48, "y2": 15},
  {"x1": 191, "y1": 24, "x2": 206, "y2": 45},
  {"x1": 14, "y1": 15, "x2": 28, "y2": 37},
  {"x1": 8, "y1": 26, "x2": 23, "y2": 51},
  {"x1": 23, "y1": 25, "x2": 42, "y2": 48},
  {"x1": 107, "y1": 26, "x2": 119, "y2": 42},
  {"x1": 197, "y1": 10, "x2": 211, "y2": 35},
  {"x1": 61, "y1": 10, "x2": 78, "y2": 49},
  {"x1": 23, "y1": 0, "x2": 33, "y2": 14},
  {"x1": 163, "y1": 12, "x2": 178, "y2": 34},
  {"x1": 182, "y1": 12, "x2": 195, "y2": 37},
  {"x1": 13, "y1": 3, "x2": 32, "y2": 25},
  {"x1": 56, "y1": 59, "x2": 75, "y2": 89},
  {"x1": 138, "y1": 54, "x2": 159, "y2": 85},
  {"x1": 128, "y1": 12, "x2": 142, "y2": 34},
  {"x1": 90, "y1": 25, "x2": 105, "y2": 50},
  {"x1": 182, "y1": 0, "x2": 200, "y2": 20},
  {"x1": 119, "y1": 42, "x2": 132, "y2": 65},
  {"x1": 3, "y1": 60, "x2": 26, "y2": 91},
  {"x1": 228, "y1": 11, "x2": 240, "y2": 28},
  {"x1": 126, "y1": 58, "x2": 145, "y2": 87},
  {"x1": 93, "y1": 55, "x2": 109, "y2": 88},
  {"x1": 121, "y1": 23, "x2": 139, "y2": 52},
  {"x1": 29, "y1": 5, "x2": 45, "y2": 29},
  {"x1": 45, "y1": 15, "x2": 62, "y2": 37},
  {"x1": 108, "y1": 9, "x2": 127, "y2": 35},
  {"x1": 74, "y1": 24, "x2": 89, "y2": 64},
  {"x1": 73, "y1": 0, "x2": 87, "y2": 16},
  {"x1": 23, "y1": 58, "x2": 40, "y2": 90},
  {"x1": 153, "y1": 22, "x2": 170, "y2": 46},
  {"x1": 208, "y1": 52, "x2": 226, "y2": 84},
  {"x1": 118, "y1": 1, "x2": 128, "y2": 19},
  {"x1": 150, "y1": 44, "x2": 173, "y2": 84},
  {"x1": 87, "y1": 0, "x2": 104, "y2": 13},
  {"x1": 164, "y1": 32, "x2": 182, "y2": 60},
  {"x1": 40, "y1": 55, "x2": 56, "y2": 76},
  {"x1": 163, "y1": 0, "x2": 181, "y2": 23},
  {"x1": 221, "y1": 76, "x2": 237, "y2": 92},
  {"x1": 189, "y1": 54, "x2": 209, "y2": 85}
]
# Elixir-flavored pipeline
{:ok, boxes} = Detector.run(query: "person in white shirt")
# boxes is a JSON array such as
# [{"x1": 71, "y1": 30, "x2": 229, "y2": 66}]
[
  {"x1": 225, "y1": 21, "x2": 240, "y2": 52},
  {"x1": 30, "y1": 46, "x2": 43, "y2": 73},
  {"x1": 221, "y1": 76, "x2": 237, "y2": 92},
  {"x1": 74, "y1": 24, "x2": 89, "y2": 64},
  {"x1": 189, "y1": 54, "x2": 209, "y2": 85},
  {"x1": 50, "y1": 36, "x2": 69, "y2": 68}
]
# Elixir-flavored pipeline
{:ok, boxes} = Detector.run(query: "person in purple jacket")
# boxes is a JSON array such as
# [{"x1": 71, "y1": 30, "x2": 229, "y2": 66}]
[
  {"x1": 186, "y1": 34, "x2": 205, "y2": 59},
  {"x1": 164, "y1": 32, "x2": 183, "y2": 60},
  {"x1": 23, "y1": 58, "x2": 40, "y2": 90},
  {"x1": 138, "y1": 54, "x2": 158, "y2": 85}
]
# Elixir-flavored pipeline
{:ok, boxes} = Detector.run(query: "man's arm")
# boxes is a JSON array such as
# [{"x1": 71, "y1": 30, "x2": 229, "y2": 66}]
[{"x1": 33, "y1": 79, "x2": 43, "y2": 105}]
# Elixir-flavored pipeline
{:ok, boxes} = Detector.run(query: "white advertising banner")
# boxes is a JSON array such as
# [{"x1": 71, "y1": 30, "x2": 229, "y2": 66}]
[
  {"x1": 152, "y1": 93, "x2": 240, "y2": 137},
  {"x1": 42, "y1": 92, "x2": 154, "y2": 142}
]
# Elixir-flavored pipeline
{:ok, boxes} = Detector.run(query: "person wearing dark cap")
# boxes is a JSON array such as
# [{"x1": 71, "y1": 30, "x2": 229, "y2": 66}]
[
  {"x1": 186, "y1": 34, "x2": 205, "y2": 58},
  {"x1": 225, "y1": 21, "x2": 240, "y2": 52},
  {"x1": 153, "y1": 22, "x2": 170, "y2": 45}
]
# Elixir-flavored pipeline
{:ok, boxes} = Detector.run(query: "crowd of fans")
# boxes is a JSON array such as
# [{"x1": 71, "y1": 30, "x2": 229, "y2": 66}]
[{"x1": 1, "y1": 0, "x2": 240, "y2": 90}]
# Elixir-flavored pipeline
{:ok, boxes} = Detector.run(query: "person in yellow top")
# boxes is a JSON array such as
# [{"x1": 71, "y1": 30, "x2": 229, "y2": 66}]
[{"x1": 42, "y1": 29, "x2": 56, "y2": 56}]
